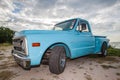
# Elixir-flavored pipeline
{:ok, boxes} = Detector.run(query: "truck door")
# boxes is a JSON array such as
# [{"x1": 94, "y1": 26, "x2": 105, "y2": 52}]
[{"x1": 73, "y1": 20, "x2": 95, "y2": 57}]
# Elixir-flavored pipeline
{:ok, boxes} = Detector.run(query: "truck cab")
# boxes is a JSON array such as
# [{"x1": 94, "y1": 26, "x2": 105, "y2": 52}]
[{"x1": 12, "y1": 18, "x2": 109, "y2": 74}]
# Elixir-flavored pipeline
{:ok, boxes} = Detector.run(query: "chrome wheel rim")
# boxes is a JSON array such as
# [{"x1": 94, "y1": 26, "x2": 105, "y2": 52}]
[{"x1": 60, "y1": 58, "x2": 66, "y2": 67}]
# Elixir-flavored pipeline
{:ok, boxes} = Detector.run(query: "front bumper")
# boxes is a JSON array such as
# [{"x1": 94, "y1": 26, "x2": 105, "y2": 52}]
[{"x1": 12, "y1": 50, "x2": 31, "y2": 69}]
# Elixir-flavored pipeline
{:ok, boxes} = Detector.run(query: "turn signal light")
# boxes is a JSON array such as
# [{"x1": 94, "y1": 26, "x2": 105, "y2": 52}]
[{"x1": 32, "y1": 43, "x2": 40, "y2": 47}]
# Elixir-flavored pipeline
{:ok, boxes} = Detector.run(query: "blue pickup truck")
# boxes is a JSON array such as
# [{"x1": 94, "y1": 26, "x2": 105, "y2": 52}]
[{"x1": 12, "y1": 18, "x2": 109, "y2": 74}]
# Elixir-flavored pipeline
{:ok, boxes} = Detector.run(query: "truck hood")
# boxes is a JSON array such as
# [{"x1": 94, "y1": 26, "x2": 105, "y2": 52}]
[{"x1": 15, "y1": 30, "x2": 72, "y2": 36}]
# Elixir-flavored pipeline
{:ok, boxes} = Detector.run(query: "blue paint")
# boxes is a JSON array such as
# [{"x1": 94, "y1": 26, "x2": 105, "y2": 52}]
[{"x1": 13, "y1": 18, "x2": 109, "y2": 66}]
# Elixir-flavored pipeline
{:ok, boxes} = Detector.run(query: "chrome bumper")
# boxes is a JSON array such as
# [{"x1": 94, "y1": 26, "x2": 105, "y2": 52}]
[{"x1": 12, "y1": 50, "x2": 31, "y2": 69}]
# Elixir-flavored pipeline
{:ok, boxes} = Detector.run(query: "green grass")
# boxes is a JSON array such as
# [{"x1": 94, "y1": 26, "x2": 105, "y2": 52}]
[{"x1": 108, "y1": 46, "x2": 120, "y2": 57}]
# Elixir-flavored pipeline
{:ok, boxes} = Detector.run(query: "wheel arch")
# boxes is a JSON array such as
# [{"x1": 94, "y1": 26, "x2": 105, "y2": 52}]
[
  {"x1": 99, "y1": 41, "x2": 108, "y2": 57},
  {"x1": 101, "y1": 41, "x2": 107, "y2": 48},
  {"x1": 43, "y1": 42, "x2": 71, "y2": 58},
  {"x1": 94, "y1": 39, "x2": 108, "y2": 53}
]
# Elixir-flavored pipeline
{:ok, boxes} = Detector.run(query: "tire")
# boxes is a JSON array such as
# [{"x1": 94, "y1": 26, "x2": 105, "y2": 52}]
[
  {"x1": 100, "y1": 43, "x2": 107, "y2": 57},
  {"x1": 49, "y1": 46, "x2": 66, "y2": 74}
]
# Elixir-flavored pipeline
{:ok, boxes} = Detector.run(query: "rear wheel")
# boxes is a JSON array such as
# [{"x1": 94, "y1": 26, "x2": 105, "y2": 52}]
[
  {"x1": 49, "y1": 46, "x2": 66, "y2": 74},
  {"x1": 100, "y1": 43, "x2": 107, "y2": 57}
]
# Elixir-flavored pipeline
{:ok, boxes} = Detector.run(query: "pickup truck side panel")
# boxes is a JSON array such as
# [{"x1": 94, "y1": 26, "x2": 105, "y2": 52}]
[{"x1": 26, "y1": 31, "x2": 95, "y2": 65}]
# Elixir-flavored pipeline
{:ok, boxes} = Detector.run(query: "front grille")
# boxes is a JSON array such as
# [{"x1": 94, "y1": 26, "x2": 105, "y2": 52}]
[
  {"x1": 14, "y1": 47, "x2": 22, "y2": 51},
  {"x1": 13, "y1": 37, "x2": 27, "y2": 55}
]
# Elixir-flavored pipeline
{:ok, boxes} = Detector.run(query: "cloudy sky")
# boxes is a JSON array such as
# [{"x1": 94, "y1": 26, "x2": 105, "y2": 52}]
[{"x1": 0, "y1": 0, "x2": 120, "y2": 42}]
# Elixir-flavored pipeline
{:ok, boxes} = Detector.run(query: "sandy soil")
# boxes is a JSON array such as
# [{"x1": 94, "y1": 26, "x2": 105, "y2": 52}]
[{"x1": 0, "y1": 46, "x2": 120, "y2": 80}]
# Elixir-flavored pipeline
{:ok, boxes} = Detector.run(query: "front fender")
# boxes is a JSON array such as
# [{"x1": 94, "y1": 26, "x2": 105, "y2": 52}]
[{"x1": 26, "y1": 35, "x2": 72, "y2": 66}]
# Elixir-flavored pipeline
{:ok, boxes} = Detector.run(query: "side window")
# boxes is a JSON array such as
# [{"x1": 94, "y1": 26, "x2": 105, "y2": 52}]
[{"x1": 76, "y1": 22, "x2": 89, "y2": 32}]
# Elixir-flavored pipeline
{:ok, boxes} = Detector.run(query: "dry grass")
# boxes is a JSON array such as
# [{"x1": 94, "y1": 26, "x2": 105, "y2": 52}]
[
  {"x1": 85, "y1": 75, "x2": 92, "y2": 80},
  {"x1": 0, "y1": 45, "x2": 12, "y2": 51},
  {"x1": 40, "y1": 79, "x2": 45, "y2": 80},
  {"x1": 0, "y1": 70, "x2": 16, "y2": 80},
  {"x1": 118, "y1": 65, "x2": 120, "y2": 69},
  {"x1": 89, "y1": 67, "x2": 93, "y2": 70},
  {"x1": 87, "y1": 55, "x2": 120, "y2": 64},
  {"x1": 0, "y1": 50, "x2": 18, "y2": 69},
  {"x1": 53, "y1": 75, "x2": 59, "y2": 79},
  {"x1": 6, "y1": 56, "x2": 13, "y2": 59},
  {"x1": 0, "y1": 63, "x2": 9, "y2": 69},
  {"x1": 0, "y1": 43, "x2": 12, "y2": 47},
  {"x1": 101, "y1": 65, "x2": 117, "y2": 69},
  {"x1": 31, "y1": 78, "x2": 45, "y2": 80},
  {"x1": 0, "y1": 59, "x2": 18, "y2": 70},
  {"x1": 101, "y1": 57, "x2": 119, "y2": 62},
  {"x1": 96, "y1": 57, "x2": 119, "y2": 64},
  {"x1": 0, "y1": 56, "x2": 4, "y2": 60},
  {"x1": 78, "y1": 66, "x2": 84, "y2": 69},
  {"x1": 117, "y1": 78, "x2": 120, "y2": 80},
  {"x1": 116, "y1": 73, "x2": 120, "y2": 76}
]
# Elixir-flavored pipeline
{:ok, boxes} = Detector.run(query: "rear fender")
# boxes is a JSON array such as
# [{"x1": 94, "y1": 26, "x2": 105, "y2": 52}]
[{"x1": 94, "y1": 38, "x2": 109, "y2": 53}]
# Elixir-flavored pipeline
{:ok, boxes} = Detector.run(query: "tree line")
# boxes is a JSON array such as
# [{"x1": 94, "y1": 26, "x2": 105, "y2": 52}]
[{"x1": 0, "y1": 26, "x2": 15, "y2": 43}]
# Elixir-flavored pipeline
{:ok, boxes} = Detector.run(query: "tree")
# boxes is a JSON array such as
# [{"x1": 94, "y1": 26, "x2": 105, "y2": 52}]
[{"x1": 0, "y1": 26, "x2": 15, "y2": 43}]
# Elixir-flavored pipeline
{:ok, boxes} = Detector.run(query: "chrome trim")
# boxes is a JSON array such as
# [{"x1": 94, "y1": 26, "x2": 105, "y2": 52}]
[
  {"x1": 13, "y1": 50, "x2": 26, "y2": 55},
  {"x1": 13, "y1": 36, "x2": 25, "y2": 40},
  {"x1": 12, "y1": 53, "x2": 31, "y2": 69},
  {"x1": 13, "y1": 53, "x2": 29, "y2": 60},
  {"x1": 13, "y1": 36, "x2": 28, "y2": 56},
  {"x1": 25, "y1": 37, "x2": 28, "y2": 56}
]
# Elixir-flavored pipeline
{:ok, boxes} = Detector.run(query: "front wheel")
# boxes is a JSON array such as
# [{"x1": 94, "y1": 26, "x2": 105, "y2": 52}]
[{"x1": 49, "y1": 46, "x2": 66, "y2": 74}]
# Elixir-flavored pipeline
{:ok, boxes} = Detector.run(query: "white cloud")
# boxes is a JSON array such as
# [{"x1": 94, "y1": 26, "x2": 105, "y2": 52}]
[
  {"x1": 89, "y1": 1, "x2": 120, "y2": 42},
  {"x1": 0, "y1": 0, "x2": 120, "y2": 42}
]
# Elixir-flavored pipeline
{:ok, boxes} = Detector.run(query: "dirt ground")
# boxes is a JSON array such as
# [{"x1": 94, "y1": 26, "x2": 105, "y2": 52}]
[{"x1": 0, "y1": 46, "x2": 120, "y2": 80}]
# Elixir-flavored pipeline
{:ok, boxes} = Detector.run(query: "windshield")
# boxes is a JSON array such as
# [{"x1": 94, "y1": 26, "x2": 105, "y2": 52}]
[{"x1": 53, "y1": 19, "x2": 76, "y2": 31}]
